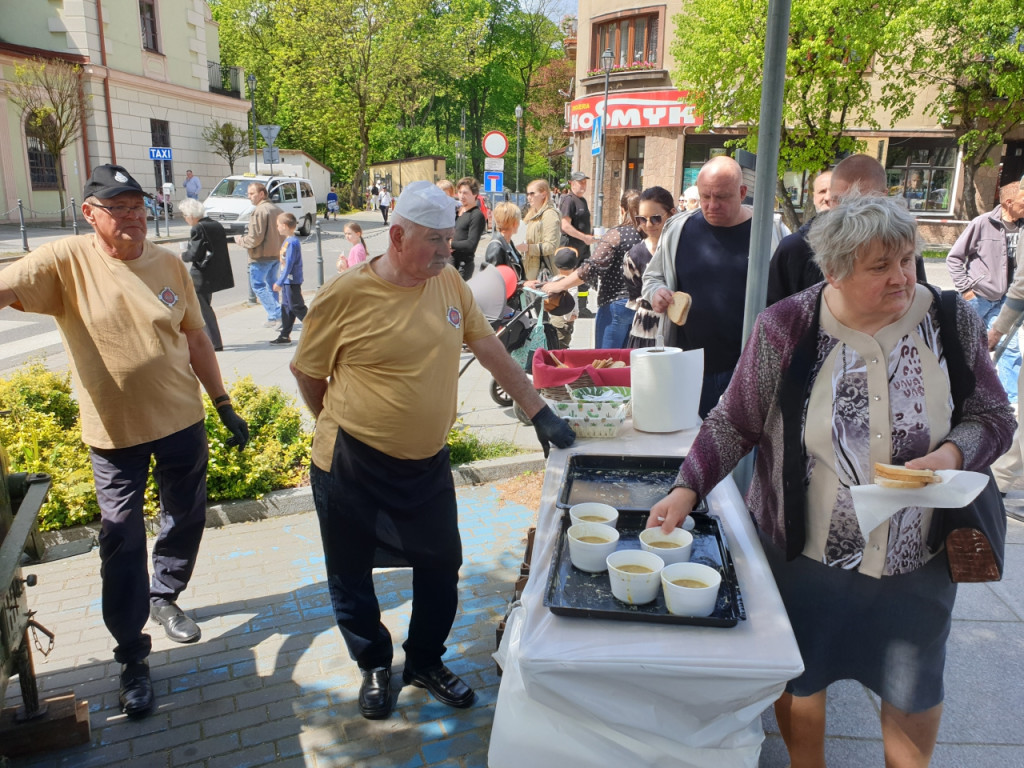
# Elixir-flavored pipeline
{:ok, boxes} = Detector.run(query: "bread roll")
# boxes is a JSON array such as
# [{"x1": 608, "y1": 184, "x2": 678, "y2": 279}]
[{"x1": 668, "y1": 291, "x2": 692, "y2": 325}]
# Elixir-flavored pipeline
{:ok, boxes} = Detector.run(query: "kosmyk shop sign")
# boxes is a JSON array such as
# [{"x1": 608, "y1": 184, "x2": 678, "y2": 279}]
[{"x1": 568, "y1": 90, "x2": 702, "y2": 132}]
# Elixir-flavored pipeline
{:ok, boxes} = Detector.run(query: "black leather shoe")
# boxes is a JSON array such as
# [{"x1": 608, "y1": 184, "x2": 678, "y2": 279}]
[
  {"x1": 119, "y1": 661, "x2": 154, "y2": 718},
  {"x1": 402, "y1": 664, "x2": 475, "y2": 708},
  {"x1": 150, "y1": 602, "x2": 201, "y2": 643},
  {"x1": 358, "y1": 666, "x2": 392, "y2": 719}
]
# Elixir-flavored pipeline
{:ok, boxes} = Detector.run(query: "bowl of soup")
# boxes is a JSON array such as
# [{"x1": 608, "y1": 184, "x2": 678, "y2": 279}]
[
  {"x1": 606, "y1": 550, "x2": 665, "y2": 605},
  {"x1": 569, "y1": 502, "x2": 619, "y2": 528},
  {"x1": 566, "y1": 522, "x2": 620, "y2": 573},
  {"x1": 638, "y1": 527, "x2": 693, "y2": 565},
  {"x1": 660, "y1": 562, "x2": 722, "y2": 617}
]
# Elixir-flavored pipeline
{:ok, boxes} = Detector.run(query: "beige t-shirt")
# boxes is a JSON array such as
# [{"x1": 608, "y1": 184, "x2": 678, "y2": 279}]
[
  {"x1": 292, "y1": 258, "x2": 494, "y2": 467},
  {"x1": 2, "y1": 235, "x2": 206, "y2": 449}
]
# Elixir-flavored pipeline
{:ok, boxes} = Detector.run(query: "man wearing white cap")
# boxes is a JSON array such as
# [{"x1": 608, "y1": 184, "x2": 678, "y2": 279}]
[{"x1": 290, "y1": 181, "x2": 575, "y2": 720}]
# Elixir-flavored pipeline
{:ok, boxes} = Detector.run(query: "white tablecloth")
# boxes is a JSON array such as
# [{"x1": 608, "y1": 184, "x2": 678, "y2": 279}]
[{"x1": 488, "y1": 424, "x2": 804, "y2": 768}]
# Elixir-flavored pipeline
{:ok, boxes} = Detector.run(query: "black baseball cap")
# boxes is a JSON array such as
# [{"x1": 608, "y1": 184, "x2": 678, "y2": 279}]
[
  {"x1": 554, "y1": 246, "x2": 578, "y2": 270},
  {"x1": 83, "y1": 164, "x2": 151, "y2": 200}
]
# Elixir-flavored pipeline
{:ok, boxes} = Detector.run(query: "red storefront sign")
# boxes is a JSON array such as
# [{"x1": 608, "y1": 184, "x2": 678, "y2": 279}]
[{"x1": 567, "y1": 90, "x2": 703, "y2": 133}]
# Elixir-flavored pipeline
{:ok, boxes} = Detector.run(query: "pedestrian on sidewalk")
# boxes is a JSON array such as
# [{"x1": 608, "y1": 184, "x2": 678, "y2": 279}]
[
  {"x1": 379, "y1": 188, "x2": 392, "y2": 224},
  {"x1": 271, "y1": 212, "x2": 308, "y2": 345},
  {"x1": 183, "y1": 169, "x2": 202, "y2": 200},
  {"x1": 237, "y1": 182, "x2": 284, "y2": 327},
  {"x1": 337, "y1": 221, "x2": 367, "y2": 272},
  {"x1": 179, "y1": 197, "x2": 234, "y2": 351},
  {"x1": 453, "y1": 177, "x2": 486, "y2": 280},
  {"x1": 290, "y1": 180, "x2": 575, "y2": 721},
  {"x1": 0, "y1": 164, "x2": 249, "y2": 719},
  {"x1": 326, "y1": 186, "x2": 340, "y2": 221}
]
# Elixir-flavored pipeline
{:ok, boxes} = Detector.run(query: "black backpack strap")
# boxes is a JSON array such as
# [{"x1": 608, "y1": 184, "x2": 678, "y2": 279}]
[{"x1": 926, "y1": 284, "x2": 975, "y2": 426}]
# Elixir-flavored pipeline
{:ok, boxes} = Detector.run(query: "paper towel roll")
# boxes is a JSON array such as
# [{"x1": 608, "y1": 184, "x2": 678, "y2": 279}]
[{"x1": 629, "y1": 347, "x2": 704, "y2": 433}]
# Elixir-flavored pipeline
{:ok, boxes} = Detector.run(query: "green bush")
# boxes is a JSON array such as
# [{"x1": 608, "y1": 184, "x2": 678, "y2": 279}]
[
  {"x1": 447, "y1": 420, "x2": 522, "y2": 465},
  {"x1": 0, "y1": 364, "x2": 312, "y2": 531}
]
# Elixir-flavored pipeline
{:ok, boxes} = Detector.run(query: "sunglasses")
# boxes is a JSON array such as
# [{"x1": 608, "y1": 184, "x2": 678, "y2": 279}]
[{"x1": 634, "y1": 215, "x2": 664, "y2": 226}]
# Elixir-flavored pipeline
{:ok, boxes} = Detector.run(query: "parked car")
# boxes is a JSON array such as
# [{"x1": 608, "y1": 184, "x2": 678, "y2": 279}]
[{"x1": 203, "y1": 174, "x2": 317, "y2": 236}]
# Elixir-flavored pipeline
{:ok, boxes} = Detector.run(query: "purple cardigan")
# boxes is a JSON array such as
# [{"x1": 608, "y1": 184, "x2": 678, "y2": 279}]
[{"x1": 674, "y1": 284, "x2": 1015, "y2": 559}]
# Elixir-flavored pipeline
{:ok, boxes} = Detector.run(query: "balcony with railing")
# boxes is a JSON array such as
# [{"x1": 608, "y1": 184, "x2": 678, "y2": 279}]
[{"x1": 207, "y1": 62, "x2": 243, "y2": 98}]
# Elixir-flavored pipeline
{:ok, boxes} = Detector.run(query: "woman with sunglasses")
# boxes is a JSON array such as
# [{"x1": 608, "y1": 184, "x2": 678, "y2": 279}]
[
  {"x1": 519, "y1": 180, "x2": 561, "y2": 279},
  {"x1": 625, "y1": 186, "x2": 677, "y2": 347},
  {"x1": 531, "y1": 190, "x2": 642, "y2": 348}
]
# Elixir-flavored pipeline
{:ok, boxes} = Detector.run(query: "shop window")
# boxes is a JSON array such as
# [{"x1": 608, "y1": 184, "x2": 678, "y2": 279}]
[
  {"x1": 681, "y1": 139, "x2": 731, "y2": 189},
  {"x1": 150, "y1": 119, "x2": 172, "y2": 187},
  {"x1": 885, "y1": 138, "x2": 957, "y2": 213},
  {"x1": 26, "y1": 114, "x2": 59, "y2": 191},
  {"x1": 625, "y1": 137, "x2": 645, "y2": 192},
  {"x1": 593, "y1": 12, "x2": 659, "y2": 70},
  {"x1": 140, "y1": 0, "x2": 160, "y2": 52}
]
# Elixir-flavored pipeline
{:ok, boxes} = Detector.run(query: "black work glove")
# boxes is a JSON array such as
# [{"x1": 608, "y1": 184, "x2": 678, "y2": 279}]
[
  {"x1": 216, "y1": 403, "x2": 250, "y2": 451},
  {"x1": 531, "y1": 405, "x2": 576, "y2": 458}
]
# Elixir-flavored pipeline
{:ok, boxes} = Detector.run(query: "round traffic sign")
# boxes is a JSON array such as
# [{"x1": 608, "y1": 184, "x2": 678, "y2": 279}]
[{"x1": 482, "y1": 131, "x2": 509, "y2": 158}]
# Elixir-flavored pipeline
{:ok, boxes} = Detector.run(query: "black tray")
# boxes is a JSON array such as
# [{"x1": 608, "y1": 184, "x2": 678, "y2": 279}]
[
  {"x1": 543, "y1": 510, "x2": 746, "y2": 627},
  {"x1": 557, "y1": 454, "x2": 689, "y2": 513}
]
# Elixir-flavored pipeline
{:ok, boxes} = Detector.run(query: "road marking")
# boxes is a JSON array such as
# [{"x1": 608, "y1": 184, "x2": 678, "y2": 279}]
[
  {"x1": 0, "y1": 319, "x2": 36, "y2": 333},
  {"x1": 0, "y1": 331, "x2": 63, "y2": 363}
]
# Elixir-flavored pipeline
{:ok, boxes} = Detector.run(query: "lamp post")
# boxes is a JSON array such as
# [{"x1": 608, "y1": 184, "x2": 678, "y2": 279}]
[
  {"x1": 565, "y1": 142, "x2": 574, "y2": 188},
  {"x1": 593, "y1": 48, "x2": 614, "y2": 232},
  {"x1": 548, "y1": 135, "x2": 554, "y2": 185},
  {"x1": 515, "y1": 104, "x2": 523, "y2": 203},
  {"x1": 247, "y1": 73, "x2": 258, "y2": 174}
]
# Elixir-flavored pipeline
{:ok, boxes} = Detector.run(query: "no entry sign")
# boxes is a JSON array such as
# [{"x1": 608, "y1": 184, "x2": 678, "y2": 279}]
[{"x1": 482, "y1": 131, "x2": 509, "y2": 158}]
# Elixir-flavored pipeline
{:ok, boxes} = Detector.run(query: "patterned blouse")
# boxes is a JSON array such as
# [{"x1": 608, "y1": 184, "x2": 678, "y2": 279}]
[
  {"x1": 803, "y1": 290, "x2": 953, "y2": 576},
  {"x1": 577, "y1": 224, "x2": 643, "y2": 307}
]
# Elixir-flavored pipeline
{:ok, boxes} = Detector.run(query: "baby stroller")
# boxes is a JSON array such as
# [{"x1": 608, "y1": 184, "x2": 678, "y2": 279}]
[{"x1": 461, "y1": 263, "x2": 558, "y2": 424}]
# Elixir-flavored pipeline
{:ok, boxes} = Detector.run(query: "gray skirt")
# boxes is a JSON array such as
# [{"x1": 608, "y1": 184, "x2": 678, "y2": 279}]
[{"x1": 762, "y1": 535, "x2": 957, "y2": 713}]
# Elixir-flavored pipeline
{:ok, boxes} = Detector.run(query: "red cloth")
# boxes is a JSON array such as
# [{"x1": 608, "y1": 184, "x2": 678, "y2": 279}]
[{"x1": 531, "y1": 348, "x2": 631, "y2": 388}]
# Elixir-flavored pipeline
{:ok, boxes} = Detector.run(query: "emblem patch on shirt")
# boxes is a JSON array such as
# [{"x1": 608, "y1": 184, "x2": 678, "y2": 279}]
[
  {"x1": 158, "y1": 286, "x2": 179, "y2": 307},
  {"x1": 447, "y1": 306, "x2": 462, "y2": 328}
]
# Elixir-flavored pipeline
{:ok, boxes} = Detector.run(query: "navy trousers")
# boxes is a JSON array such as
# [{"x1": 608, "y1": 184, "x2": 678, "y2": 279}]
[
  {"x1": 310, "y1": 449, "x2": 462, "y2": 672},
  {"x1": 90, "y1": 420, "x2": 209, "y2": 664}
]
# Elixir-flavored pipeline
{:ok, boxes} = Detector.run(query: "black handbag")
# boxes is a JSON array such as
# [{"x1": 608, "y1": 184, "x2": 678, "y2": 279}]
[{"x1": 925, "y1": 288, "x2": 1007, "y2": 582}]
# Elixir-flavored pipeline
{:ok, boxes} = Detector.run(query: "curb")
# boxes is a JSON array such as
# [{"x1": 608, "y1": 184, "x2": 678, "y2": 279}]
[{"x1": 33, "y1": 453, "x2": 547, "y2": 562}]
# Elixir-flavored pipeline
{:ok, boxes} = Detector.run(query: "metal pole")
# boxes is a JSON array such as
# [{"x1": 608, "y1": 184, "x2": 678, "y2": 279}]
[
  {"x1": 248, "y1": 74, "x2": 258, "y2": 174},
  {"x1": 460, "y1": 108, "x2": 466, "y2": 179},
  {"x1": 315, "y1": 223, "x2": 324, "y2": 287},
  {"x1": 153, "y1": 191, "x2": 160, "y2": 237},
  {"x1": 17, "y1": 199, "x2": 28, "y2": 252},
  {"x1": 734, "y1": 0, "x2": 792, "y2": 494},
  {"x1": 71, "y1": 197, "x2": 79, "y2": 235},
  {"x1": 595, "y1": 67, "x2": 611, "y2": 231},
  {"x1": 160, "y1": 160, "x2": 170, "y2": 234}
]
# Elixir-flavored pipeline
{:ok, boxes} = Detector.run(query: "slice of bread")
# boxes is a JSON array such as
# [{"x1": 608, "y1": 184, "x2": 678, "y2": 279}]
[
  {"x1": 668, "y1": 291, "x2": 692, "y2": 325},
  {"x1": 873, "y1": 462, "x2": 940, "y2": 489}
]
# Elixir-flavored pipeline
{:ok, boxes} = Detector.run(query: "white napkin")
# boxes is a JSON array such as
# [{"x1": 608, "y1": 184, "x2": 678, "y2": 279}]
[{"x1": 850, "y1": 470, "x2": 990, "y2": 537}]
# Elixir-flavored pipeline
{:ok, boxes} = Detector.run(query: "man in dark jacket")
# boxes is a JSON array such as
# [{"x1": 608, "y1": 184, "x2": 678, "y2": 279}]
[{"x1": 179, "y1": 197, "x2": 234, "y2": 350}]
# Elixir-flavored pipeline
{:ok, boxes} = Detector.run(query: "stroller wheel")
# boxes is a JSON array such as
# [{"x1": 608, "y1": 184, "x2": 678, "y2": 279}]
[
  {"x1": 490, "y1": 379, "x2": 513, "y2": 407},
  {"x1": 513, "y1": 402, "x2": 533, "y2": 426}
]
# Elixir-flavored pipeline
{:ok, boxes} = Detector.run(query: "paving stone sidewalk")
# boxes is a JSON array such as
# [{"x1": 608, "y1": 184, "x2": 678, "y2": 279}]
[{"x1": 5, "y1": 484, "x2": 533, "y2": 768}]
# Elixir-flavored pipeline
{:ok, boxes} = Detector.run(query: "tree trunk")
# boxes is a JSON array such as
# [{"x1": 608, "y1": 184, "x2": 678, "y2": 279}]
[
  {"x1": 776, "y1": 178, "x2": 800, "y2": 233},
  {"x1": 350, "y1": 117, "x2": 370, "y2": 210},
  {"x1": 960, "y1": 160, "x2": 980, "y2": 221}
]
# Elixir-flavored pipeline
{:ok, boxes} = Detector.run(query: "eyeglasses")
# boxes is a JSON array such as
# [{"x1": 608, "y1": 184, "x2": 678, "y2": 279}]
[
  {"x1": 90, "y1": 203, "x2": 147, "y2": 218},
  {"x1": 634, "y1": 215, "x2": 664, "y2": 226}
]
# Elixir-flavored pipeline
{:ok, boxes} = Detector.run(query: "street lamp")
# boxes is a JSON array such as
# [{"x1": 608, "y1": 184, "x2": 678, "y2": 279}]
[
  {"x1": 247, "y1": 73, "x2": 258, "y2": 174},
  {"x1": 548, "y1": 135, "x2": 554, "y2": 185},
  {"x1": 565, "y1": 142, "x2": 574, "y2": 188},
  {"x1": 593, "y1": 48, "x2": 614, "y2": 231},
  {"x1": 515, "y1": 104, "x2": 523, "y2": 203}
]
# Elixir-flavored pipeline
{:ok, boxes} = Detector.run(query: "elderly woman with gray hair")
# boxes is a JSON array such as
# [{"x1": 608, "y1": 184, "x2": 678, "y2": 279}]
[
  {"x1": 647, "y1": 194, "x2": 1014, "y2": 768},
  {"x1": 179, "y1": 197, "x2": 234, "y2": 350}
]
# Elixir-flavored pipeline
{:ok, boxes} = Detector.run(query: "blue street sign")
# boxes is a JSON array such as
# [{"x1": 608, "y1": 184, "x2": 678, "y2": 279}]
[
  {"x1": 485, "y1": 171, "x2": 504, "y2": 193},
  {"x1": 591, "y1": 116, "x2": 603, "y2": 156},
  {"x1": 149, "y1": 147, "x2": 173, "y2": 161}
]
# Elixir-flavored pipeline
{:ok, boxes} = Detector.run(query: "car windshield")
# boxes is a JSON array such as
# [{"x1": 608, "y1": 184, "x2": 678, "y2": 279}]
[{"x1": 210, "y1": 179, "x2": 257, "y2": 198}]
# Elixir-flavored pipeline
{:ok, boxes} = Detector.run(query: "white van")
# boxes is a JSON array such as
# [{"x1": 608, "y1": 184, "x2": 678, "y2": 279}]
[{"x1": 203, "y1": 174, "x2": 317, "y2": 236}]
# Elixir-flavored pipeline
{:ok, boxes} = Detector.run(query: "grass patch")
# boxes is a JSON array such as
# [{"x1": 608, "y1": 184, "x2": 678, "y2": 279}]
[
  {"x1": 447, "y1": 421, "x2": 523, "y2": 465},
  {"x1": 922, "y1": 249, "x2": 949, "y2": 260}
]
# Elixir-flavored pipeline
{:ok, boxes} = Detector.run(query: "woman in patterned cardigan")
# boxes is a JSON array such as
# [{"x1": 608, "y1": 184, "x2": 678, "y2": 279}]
[{"x1": 648, "y1": 195, "x2": 1014, "y2": 768}]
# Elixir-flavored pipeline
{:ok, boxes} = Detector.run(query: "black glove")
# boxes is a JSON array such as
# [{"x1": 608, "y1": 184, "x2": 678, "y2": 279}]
[
  {"x1": 531, "y1": 405, "x2": 576, "y2": 458},
  {"x1": 217, "y1": 403, "x2": 250, "y2": 451}
]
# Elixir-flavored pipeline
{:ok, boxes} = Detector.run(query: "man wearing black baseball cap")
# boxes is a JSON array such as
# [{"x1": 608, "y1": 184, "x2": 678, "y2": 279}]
[
  {"x1": 0, "y1": 164, "x2": 249, "y2": 719},
  {"x1": 559, "y1": 171, "x2": 597, "y2": 316}
]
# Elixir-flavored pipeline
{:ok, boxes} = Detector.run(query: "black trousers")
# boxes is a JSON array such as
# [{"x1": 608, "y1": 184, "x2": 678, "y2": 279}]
[
  {"x1": 280, "y1": 284, "x2": 307, "y2": 338},
  {"x1": 381, "y1": 205, "x2": 389, "y2": 224},
  {"x1": 90, "y1": 421, "x2": 208, "y2": 664},
  {"x1": 196, "y1": 290, "x2": 223, "y2": 350},
  {"x1": 309, "y1": 443, "x2": 461, "y2": 671}
]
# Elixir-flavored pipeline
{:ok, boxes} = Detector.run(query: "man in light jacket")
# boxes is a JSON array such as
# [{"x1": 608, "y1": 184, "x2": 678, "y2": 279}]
[{"x1": 237, "y1": 182, "x2": 284, "y2": 326}]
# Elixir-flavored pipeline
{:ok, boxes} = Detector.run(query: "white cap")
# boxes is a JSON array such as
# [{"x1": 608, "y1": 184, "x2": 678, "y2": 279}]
[{"x1": 393, "y1": 181, "x2": 456, "y2": 230}]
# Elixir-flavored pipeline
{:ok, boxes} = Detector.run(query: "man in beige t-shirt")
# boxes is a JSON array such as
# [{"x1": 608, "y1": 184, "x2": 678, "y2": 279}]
[
  {"x1": 236, "y1": 182, "x2": 284, "y2": 325},
  {"x1": 290, "y1": 181, "x2": 574, "y2": 720},
  {"x1": 0, "y1": 165, "x2": 249, "y2": 720}
]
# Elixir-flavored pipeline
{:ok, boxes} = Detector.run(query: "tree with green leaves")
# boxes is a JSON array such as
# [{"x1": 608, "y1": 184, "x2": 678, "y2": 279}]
[
  {"x1": 202, "y1": 121, "x2": 250, "y2": 174},
  {"x1": 5, "y1": 57, "x2": 90, "y2": 227},
  {"x1": 885, "y1": 0, "x2": 1024, "y2": 219},
  {"x1": 671, "y1": 0, "x2": 914, "y2": 229}
]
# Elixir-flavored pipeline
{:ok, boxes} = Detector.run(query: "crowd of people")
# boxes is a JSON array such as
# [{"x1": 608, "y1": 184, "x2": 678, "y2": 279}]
[{"x1": 3, "y1": 154, "x2": 1020, "y2": 768}]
